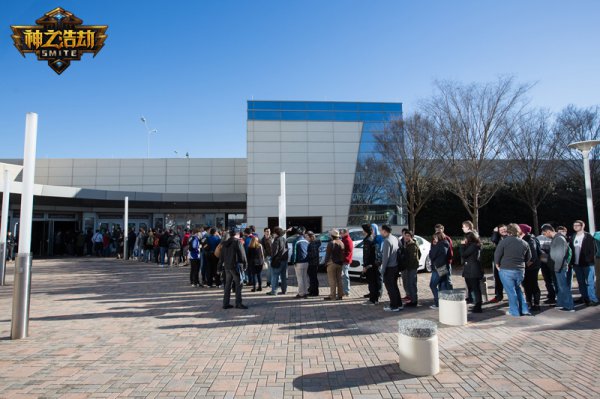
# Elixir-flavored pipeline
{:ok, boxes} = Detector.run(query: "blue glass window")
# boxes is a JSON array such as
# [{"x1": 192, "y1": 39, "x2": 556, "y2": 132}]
[
  {"x1": 280, "y1": 111, "x2": 308, "y2": 120},
  {"x1": 333, "y1": 102, "x2": 361, "y2": 111}
]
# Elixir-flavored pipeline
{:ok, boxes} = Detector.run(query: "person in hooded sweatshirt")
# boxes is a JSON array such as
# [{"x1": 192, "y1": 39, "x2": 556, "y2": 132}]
[
  {"x1": 381, "y1": 224, "x2": 402, "y2": 312},
  {"x1": 218, "y1": 228, "x2": 248, "y2": 310}
]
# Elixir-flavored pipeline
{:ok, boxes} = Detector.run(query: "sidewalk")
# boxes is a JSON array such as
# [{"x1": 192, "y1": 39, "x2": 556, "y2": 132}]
[{"x1": 0, "y1": 258, "x2": 598, "y2": 398}]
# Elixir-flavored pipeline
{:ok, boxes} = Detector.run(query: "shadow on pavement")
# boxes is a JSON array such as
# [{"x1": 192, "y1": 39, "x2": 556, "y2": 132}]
[{"x1": 293, "y1": 363, "x2": 413, "y2": 392}]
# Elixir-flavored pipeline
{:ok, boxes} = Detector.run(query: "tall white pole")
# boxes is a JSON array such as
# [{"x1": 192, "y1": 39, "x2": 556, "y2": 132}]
[
  {"x1": 124, "y1": 196, "x2": 129, "y2": 260},
  {"x1": 582, "y1": 150, "x2": 596, "y2": 233},
  {"x1": 0, "y1": 169, "x2": 10, "y2": 285},
  {"x1": 11, "y1": 112, "x2": 38, "y2": 339},
  {"x1": 278, "y1": 171, "x2": 286, "y2": 229}
]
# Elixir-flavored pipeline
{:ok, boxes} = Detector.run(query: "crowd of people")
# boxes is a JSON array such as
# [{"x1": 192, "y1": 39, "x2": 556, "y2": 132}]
[{"x1": 16, "y1": 217, "x2": 597, "y2": 315}]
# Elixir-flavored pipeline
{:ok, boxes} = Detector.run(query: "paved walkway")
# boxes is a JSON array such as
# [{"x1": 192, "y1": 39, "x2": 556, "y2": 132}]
[{"x1": 0, "y1": 258, "x2": 598, "y2": 399}]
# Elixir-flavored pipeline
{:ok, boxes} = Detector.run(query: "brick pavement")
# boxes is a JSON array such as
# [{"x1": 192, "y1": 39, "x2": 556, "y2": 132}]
[{"x1": 0, "y1": 258, "x2": 599, "y2": 398}]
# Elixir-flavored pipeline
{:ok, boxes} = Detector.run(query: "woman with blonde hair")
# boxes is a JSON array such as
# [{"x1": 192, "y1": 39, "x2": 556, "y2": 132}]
[{"x1": 247, "y1": 236, "x2": 265, "y2": 292}]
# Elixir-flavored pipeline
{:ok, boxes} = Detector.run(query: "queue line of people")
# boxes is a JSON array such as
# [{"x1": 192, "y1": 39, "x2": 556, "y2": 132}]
[{"x1": 110, "y1": 219, "x2": 599, "y2": 315}]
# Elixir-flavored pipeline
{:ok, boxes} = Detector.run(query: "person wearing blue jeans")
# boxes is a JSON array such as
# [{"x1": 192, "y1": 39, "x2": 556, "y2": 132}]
[
  {"x1": 268, "y1": 260, "x2": 288, "y2": 294},
  {"x1": 429, "y1": 267, "x2": 452, "y2": 308},
  {"x1": 266, "y1": 227, "x2": 289, "y2": 296},
  {"x1": 498, "y1": 268, "x2": 529, "y2": 316},
  {"x1": 573, "y1": 265, "x2": 599, "y2": 305},
  {"x1": 494, "y1": 224, "x2": 532, "y2": 316},
  {"x1": 542, "y1": 224, "x2": 575, "y2": 312},
  {"x1": 570, "y1": 220, "x2": 600, "y2": 306},
  {"x1": 428, "y1": 231, "x2": 451, "y2": 308},
  {"x1": 555, "y1": 266, "x2": 575, "y2": 311}
]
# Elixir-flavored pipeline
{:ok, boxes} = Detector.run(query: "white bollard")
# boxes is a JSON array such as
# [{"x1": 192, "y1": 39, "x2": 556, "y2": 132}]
[
  {"x1": 398, "y1": 319, "x2": 439, "y2": 376},
  {"x1": 439, "y1": 289, "x2": 467, "y2": 326}
]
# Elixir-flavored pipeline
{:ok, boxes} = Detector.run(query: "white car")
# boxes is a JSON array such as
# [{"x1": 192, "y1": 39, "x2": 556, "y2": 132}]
[{"x1": 349, "y1": 235, "x2": 432, "y2": 278}]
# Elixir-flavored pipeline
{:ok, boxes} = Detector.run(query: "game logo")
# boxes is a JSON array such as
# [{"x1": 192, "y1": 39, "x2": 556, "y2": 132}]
[{"x1": 11, "y1": 7, "x2": 108, "y2": 75}]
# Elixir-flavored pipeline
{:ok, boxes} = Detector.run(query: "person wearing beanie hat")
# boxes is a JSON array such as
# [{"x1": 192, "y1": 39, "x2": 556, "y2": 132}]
[
  {"x1": 518, "y1": 224, "x2": 532, "y2": 236},
  {"x1": 518, "y1": 224, "x2": 542, "y2": 312},
  {"x1": 324, "y1": 229, "x2": 345, "y2": 301}
]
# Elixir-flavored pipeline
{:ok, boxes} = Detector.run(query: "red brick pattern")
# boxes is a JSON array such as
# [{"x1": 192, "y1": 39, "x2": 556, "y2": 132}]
[{"x1": 0, "y1": 258, "x2": 598, "y2": 398}]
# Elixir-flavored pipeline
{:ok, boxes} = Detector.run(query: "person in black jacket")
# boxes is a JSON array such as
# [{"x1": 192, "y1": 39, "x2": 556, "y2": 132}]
[
  {"x1": 361, "y1": 224, "x2": 381, "y2": 305},
  {"x1": 461, "y1": 232, "x2": 483, "y2": 313},
  {"x1": 570, "y1": 220, "x2": 599, "y2": 306},
  {"x1": 267, "y1": 227, "x2": 289, "y2": 296},
  {"x1": 306, "y1": 231, "x2": 321, "y2": 297},
  {"x1": 247, "y1": 236, "x2": 264, "y2": 292},
  {"x1": 489, "y1": 224, "x2": 508, "y2": 303},
  {"x1": 518, "y1": 224, "x2": 542, "y2": 311},
  {"x1": 429, "y1": 232, "x2": 451, "y2": 309},
  {"x1": 218, "y1": 228, "x2": 248, "y2": 309}
]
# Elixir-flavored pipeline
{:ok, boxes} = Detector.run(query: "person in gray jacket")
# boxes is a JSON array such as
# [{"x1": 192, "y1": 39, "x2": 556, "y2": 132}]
[
  {"x1": 542, "y1": 224, "x2": 574, "y2": 312},
  {"x1": 494, "y1": 224, "x2": 532, "y2": 317},
  {"x1": 381, "y1": 225, "x2": 402, "y2": 312}
]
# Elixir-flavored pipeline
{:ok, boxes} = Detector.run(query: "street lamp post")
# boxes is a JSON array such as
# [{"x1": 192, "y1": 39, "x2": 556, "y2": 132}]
[
  {"x1": 568, "y1": 140, "x2": 600, "y2": 233},
  {"x1": 11, "y1": 112, "x2": 38, "y2": 340},
  {"x1": 141, "y1": 117, "x2": 158, "y2": 158}
]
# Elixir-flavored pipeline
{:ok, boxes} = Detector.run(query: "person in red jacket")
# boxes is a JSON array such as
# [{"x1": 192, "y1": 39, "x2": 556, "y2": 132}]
[{"x1": 340, "y1": 229, "x2": 354, "y2": 296}]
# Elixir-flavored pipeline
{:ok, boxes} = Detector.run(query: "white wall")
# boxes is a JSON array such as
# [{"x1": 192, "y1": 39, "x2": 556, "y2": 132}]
[
  {"x1": 247, "y1": 120, "x2": 361, "y2": 231},
  {"x1": 28, "y1": 158, "x2": 246, "y2": 194}
]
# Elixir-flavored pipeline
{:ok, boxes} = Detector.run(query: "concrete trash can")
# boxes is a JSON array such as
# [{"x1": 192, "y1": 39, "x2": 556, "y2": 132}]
[
  {"x1": 397, "y1": 319, "x2": 440, "y2": 376},
  {"x1": 439, "y1": 289, "x2": 467, "y2": 326}
]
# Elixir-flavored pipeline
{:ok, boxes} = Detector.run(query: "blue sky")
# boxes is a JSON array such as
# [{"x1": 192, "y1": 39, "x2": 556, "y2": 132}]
[{"x1": 1, "y1": 0, "x2": 599, "y2": 159}]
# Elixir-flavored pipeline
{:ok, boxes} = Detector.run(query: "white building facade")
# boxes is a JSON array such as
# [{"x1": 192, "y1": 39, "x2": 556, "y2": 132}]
[{"x1": 1, "y1": 100, "x2": 405, "y2": 256}]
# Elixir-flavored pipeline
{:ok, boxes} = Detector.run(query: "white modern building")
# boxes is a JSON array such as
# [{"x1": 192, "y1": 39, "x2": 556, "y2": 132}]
[{"x1": 1, "y1": 100, "x2": 405, "y2": 256}]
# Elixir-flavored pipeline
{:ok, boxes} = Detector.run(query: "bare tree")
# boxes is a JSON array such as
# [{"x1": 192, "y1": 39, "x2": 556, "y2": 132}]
[
  {"x1": 554, "y1": 105, "x2": 600, "y2": 198},
  {"x1": 506, "y1": 109, "x2": 564, "y2": 234},
  {"x1": 426, "y1": 76, "x2": 533, "y2": 231},
  {"x1": 375, "y1": 112, "x2": 441, "y2": 232}
]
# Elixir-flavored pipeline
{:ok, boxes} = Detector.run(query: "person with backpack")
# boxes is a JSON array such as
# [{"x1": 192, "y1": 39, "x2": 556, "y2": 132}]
[
  {"x1": 204, "y1": 228, "x2": 222, "y2": 287},
  {"x1": 542, "y1": 224, "x2": 574, "y2": 312},
  {"x1": 361, "y1": 224, "x2": 380, "y2": 305},
  {"x1": 461, "y1": 232, "x2": 483, "y2": 313},
  {"x1": 260, "y1": 228, "x2": 273, "y2": 288},
  {"x1": 291, "y1": 227, "x2": 310, "y2": 299},
  {"x1": 324, "y1": 229, "x2": 345, "y2": 301},
  {"x1": 400, "y1": 230, "x2": 421, "y2": 307},
  {"x1": 188, "y1": 229, "x2": 202, "y2": 287},
  {"x1": 494, "y1": 224, "x2": 532, "y2": 317},
  {"x1": 519, "y1": 224, "x2": 542, "y2": 311}
]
